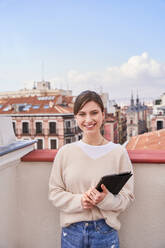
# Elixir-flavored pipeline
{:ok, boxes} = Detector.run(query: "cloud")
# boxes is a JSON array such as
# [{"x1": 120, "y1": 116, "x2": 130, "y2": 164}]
[
  {"x1": 118, "y1": 52, "x2": 165, "y2": 79},
  {"x1": 25, "y1": 52, "x2": 165, "y2": 103},
  {"x1": 64, "y1": 52, "x2": 165, "y2": 101}
]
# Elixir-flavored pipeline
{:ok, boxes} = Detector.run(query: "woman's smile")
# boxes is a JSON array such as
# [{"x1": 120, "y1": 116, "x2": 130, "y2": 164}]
[{"x1": 84, "y1": 123, "x2": 96, "y2": 130}]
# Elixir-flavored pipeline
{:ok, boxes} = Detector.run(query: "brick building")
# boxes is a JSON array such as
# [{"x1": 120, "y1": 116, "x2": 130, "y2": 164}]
[{"x1": 0, "y1": 95, "x2": 82, "y2": 149}]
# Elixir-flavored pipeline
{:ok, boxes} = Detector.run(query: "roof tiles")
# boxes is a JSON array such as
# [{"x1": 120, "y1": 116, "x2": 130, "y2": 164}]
[
  {"x1": 0, "y1": 95, "x2": 73, "y2": 115},
  {"x1": 126, "y1": 129, "x2": 165, "y2": 150}
]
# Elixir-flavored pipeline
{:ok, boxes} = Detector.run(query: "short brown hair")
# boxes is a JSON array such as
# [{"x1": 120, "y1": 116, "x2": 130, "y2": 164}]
[{"x1": 74, "y1": 90, "x2": 104, "y2": 115}]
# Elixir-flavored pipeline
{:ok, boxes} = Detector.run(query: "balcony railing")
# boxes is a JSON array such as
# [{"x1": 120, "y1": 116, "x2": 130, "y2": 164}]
[
  {"x1": 64, "y1": 127, "x2": 76, "y2": 136},
  {"x1": 16, "y1": 129, "x2": 58, "y2": 136},
  {"x1": 14, "y1": 126, "x2": 82, "y2": 137},
  {"x1": 64, "y1": 126, "x2": 82, "y2": 136},
  {"x1": 48, "y1": 128, "x2": 59, "y2": 136},
  {"x1": 22, "y1": 129, "x2": 30, "y2": 135}
]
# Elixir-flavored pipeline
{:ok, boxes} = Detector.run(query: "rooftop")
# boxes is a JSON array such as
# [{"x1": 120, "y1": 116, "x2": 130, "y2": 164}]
[
  {"x1": 126, "y1": 128, "x2": 165, "y2": 150},
  {"x1": 0, "y1": 95, "x2": 73, "y2": 115}
]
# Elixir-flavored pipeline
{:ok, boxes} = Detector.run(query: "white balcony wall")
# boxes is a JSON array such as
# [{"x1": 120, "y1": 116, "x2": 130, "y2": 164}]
[
  {"x1": 0, "y1": 159, "x2": 165, "y2": 247},
  {"x1": 17, "y1": 162, "x2": 61, "y2": 248},
  {"x1": 0, "y1": 161, "x2": 18, "y2": 248},
  {"x1": 119, "y1": 162, "x2": 165, "y2": 248}
]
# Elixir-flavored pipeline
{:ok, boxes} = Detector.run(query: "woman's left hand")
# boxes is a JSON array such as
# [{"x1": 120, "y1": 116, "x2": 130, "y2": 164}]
[{"x1": 86, "y1": 184, "x2": 108, "y2": 205}]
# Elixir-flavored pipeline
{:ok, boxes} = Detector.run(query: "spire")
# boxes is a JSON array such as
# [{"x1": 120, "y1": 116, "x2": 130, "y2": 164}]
[
  {"x1": 136, "y1": 90, "x2": 139, "y2": 106},
  {"x1": 131, "y1": 91, "x2": 134, "y2": 106}
]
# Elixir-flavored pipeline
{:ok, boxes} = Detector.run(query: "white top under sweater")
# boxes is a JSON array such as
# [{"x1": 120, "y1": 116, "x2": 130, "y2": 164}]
[
  {"x1": 49, "y1": 141, "x2": 134, "y2": 230},
  {"x1": 77, "y1": 140, "x2": 119, "y2": 159}
]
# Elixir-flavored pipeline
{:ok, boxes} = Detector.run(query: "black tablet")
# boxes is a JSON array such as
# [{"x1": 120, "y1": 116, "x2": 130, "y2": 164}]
[{"x1": 96, "y1": 171, "x2": 133, "y2": 195}]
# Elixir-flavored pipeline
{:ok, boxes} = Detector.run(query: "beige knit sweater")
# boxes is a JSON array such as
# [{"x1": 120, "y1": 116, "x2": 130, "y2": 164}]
[{"x1": 49, "y1": 142, "x2": 134, "y2": 230}]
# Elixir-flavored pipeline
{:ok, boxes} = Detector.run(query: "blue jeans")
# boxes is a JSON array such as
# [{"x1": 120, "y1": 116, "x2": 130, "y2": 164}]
[{"x1": 61, "y1": 219, "x2": 120, "y2": 248}]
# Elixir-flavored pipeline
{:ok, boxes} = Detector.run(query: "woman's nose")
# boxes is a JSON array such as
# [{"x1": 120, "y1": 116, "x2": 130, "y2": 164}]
[{"x1": 85, "y1": 114, "x2": 92, "y2": 122}]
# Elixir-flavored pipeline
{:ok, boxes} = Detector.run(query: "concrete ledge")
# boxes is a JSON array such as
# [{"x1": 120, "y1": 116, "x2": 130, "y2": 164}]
[
  {"x1": 0, "y1": 140, "x2": 36, "y2": 156},
  {"x1": 0, "y1": 140, "x2": 37, "y2": 170}
]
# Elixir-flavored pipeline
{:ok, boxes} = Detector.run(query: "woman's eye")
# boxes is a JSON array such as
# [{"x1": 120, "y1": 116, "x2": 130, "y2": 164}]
[
  {"x1": 92, "y1": 111, "x2": 98, "y2": 115},
  {"x1": 78, "y1": 113, "x2": 85, "y2": 116}
]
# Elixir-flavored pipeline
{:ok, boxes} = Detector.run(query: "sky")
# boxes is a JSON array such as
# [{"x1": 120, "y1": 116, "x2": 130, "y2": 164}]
[{"x1": 0, "y1": 0, "x2": 165, "y2": 103}]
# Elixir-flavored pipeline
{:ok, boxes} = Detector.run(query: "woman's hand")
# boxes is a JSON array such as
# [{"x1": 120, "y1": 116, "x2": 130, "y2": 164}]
[
  {"x1": 86, "y1": 184, "x2": 108, "y2": 205},
  {"x1": 81, "y1": 191, "x2": 94, "y2": 209}
]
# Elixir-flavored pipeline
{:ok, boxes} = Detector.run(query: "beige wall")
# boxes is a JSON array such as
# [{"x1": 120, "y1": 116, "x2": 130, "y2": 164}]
[
  {"x1": 119, "y1": 162, "x2": 165, "y2": 248},
  {"x1": 0, "y1": 161, "x2": 18, "y2": 248},
  {"x1": 0, "y1": 159, "x2": 165, "y2": 247},
  {"x1": 17, "y1": 162, "x2": 61, "y2": 248}
]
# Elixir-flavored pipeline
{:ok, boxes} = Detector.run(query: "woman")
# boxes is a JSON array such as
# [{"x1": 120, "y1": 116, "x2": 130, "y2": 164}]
[{"x1": 49, "y1": 90, "x2": 134, "y2": 248}]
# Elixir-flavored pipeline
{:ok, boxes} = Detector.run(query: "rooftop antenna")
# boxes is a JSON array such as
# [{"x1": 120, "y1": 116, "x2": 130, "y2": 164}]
[{"x1": 41, "y1": 61, "x2": 45, "y2": 81}]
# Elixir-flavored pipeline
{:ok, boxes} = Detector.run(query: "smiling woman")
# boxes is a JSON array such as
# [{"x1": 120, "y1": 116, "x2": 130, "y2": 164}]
[
  {"x1": 74, "y1": 90, "x2": 106, "y2": 146},
  {"x1": 75, "y1": 102, "x2": 105, "y2": 144},
  {"x1": 49, "y1": 90, "x2": 134, "y2": 248}
]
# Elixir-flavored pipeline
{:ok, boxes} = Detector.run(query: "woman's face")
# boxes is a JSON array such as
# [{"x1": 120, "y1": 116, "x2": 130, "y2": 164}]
[{"x1": 75, "y1": 101, "x2": 104, "y2": 135}]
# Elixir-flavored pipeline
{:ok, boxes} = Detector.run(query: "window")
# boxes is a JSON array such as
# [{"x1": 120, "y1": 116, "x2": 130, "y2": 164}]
[
  {"x1": 157, "y1": 120, "x2": 163, "y2": 130},
  {"x1": 155, "y1": 99, "x2": 162, "y2": 105},
  {"x1": 22, "y1": 122, "x2": 29, "y2": 134},
  {"x1": 44, "y1": 104, "x2": 49, "y2": 109},
  {"x1": 36, "y1": 122, "x2": 42, "y2": 134},
  {"x1": 50, "y1": 139, "x2": 57, "y2": 149},
  {"x1": 49, "y1": 122, "x2": 56, "y2": 134},
  {"x1": 12, "y1": 122, "x2": 16, "y2": 134},
  {"x1": 65, "y1": 120, "x2": 71, "y2": 128},
  {"x1": 3, "y1": 106, "x2": 10, "y2": 111},
  {"x1": 65, "y1": 120, "x2": 72, "y2": 135},
  {"x1": 23, "y1": 104, "x2": 32, "y2": 111},
  {"x1": 65, "y1": 138, "x2": 71, "y2": 144},
  {"x1": 129, "y1": 129, "x2": 132, "y2": 137},
  {"x1": 33, "y1": 105, "x2": 40, "y2": 109},
  {"x1": 37, "y1": 139, "x2": 43, "y2": 149}
]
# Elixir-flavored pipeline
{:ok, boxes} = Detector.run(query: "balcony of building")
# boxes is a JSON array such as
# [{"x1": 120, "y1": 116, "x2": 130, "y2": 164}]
[
  {"x1": 64, "y1": 127, "x2": 76, "y2": 136},
  {"x1": 14, "y1": 128, "x2": 60, "y2": 137},
  {"x1": 0, "y1": 117, "x2": 165, "y2": 248}
]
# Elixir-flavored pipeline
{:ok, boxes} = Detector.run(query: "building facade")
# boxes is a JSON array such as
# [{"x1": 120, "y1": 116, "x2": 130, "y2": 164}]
[
  {"x1": 0, "y1": 80, "x2": 72, "y2": 99},
  {"x1": 126, "y1": 94, "x2": 148, "y2": 139},
  {"x1": 104, "y1": 114, "x2": 118, "y2": 143},
  {"x1": 0, "y1": 95, "x2": 82, "y2": 149},
  {"x1": 151, "y1": 93, "x2": 165, "y2": 131}
]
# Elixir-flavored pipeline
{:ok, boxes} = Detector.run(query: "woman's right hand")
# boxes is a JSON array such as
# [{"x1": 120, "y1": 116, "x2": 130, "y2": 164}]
[{"x1": 81, "y1": 191, "x2": 94, "y2": 209}]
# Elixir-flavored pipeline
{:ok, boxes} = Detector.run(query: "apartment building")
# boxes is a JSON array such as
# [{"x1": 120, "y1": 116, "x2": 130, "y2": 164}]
[
  {"x1": 151, "y1": 92, "x2": 165, "y2": 131},
  {"x1": 0, "y1": 95, "x2": 82, "y2": 149}
]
